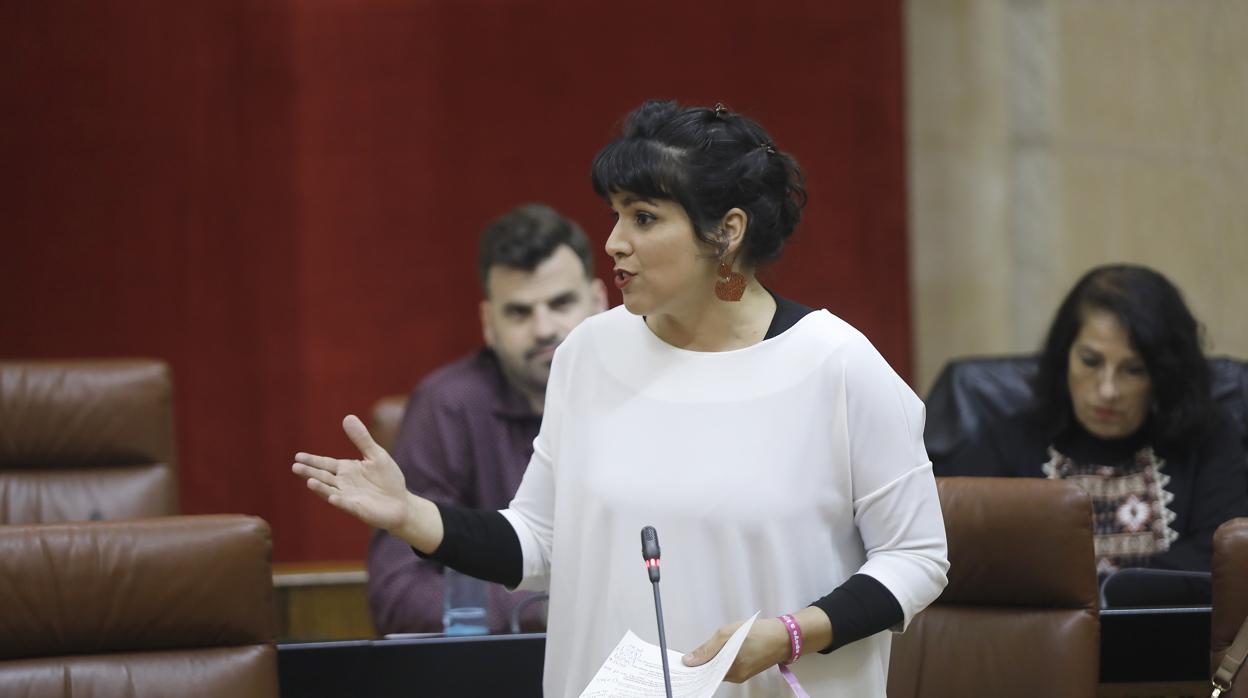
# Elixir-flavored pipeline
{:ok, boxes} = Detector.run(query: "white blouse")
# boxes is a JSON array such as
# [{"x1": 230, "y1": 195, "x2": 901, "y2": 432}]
[{"x1": 501, "y1": 306, "x2": 948, "y2": 697}]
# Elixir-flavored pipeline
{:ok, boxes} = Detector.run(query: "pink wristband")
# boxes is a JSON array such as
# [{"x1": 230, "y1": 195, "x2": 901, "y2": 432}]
[{"x1": 778, "y1": 614, "x2": 803, "y2": 665}]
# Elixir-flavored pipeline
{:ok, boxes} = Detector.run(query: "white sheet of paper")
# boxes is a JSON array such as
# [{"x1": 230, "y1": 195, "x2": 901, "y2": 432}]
[{"x1": 577, "y1": 612, "x2": 760, "y2": 698}]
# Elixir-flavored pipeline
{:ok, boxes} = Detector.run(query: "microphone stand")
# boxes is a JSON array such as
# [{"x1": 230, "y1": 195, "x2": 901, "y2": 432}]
[
  {"x1": 641, "y1": 526, "x2": 674, "y2": 698},
  {"x1": 651, "y1": 575, "x2": 673, "y2": 698}
]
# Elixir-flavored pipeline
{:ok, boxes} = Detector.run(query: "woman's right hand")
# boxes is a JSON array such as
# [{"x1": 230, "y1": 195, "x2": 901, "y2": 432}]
[{"x1": 292, "y1": 414, "x2": 443, "y2": 551}]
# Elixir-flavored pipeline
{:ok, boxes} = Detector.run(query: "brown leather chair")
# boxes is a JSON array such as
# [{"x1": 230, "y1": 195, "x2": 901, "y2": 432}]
[
  {"x1": 1212, "y1": 518, "x2": 1248, "y2": 696},
  {"x1": 0, "y1": 359, "x2": 178, "y2": 523},
  {"x1": 888, "y1": 477, "x2": 1100, "y2": 698},
  {"x1": 0, "y1": 515, "x2": 278, "y2": 697},
  {"x1": 370, "y1": 393, "x2": 408, "y2": 454}
]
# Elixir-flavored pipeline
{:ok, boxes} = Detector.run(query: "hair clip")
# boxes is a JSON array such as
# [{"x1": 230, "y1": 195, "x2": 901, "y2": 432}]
[
  {"x1": 759, "y1": 142, "x2": 777, "y2": 155},
  {"x1": 712, "y1": 103, "x2": 729, "y2": 118}
]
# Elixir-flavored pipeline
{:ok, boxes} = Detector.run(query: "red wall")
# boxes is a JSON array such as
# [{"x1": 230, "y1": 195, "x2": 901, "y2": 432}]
[{"x1": 0, "y1": 0, "x2": 909, "y2": 562}]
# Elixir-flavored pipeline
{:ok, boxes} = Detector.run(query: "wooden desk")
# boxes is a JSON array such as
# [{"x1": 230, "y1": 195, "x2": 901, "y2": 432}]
[{"x1": 273, "y1": 561, "x2": 375, "y2": 641}]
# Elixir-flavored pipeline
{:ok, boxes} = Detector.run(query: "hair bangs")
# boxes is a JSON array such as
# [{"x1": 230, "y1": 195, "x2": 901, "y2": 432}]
[{"x1": 591, "y1": 138, "x2": 687, "y2": 203}]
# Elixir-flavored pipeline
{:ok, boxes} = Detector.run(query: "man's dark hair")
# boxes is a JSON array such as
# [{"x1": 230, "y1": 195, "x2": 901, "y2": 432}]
[
  {"x1": 1033, "y1": 264, "x2": 1212, "y2": 456},
  {"x1": 477, "y1": 203, "x2": 594, "y2": 296}
]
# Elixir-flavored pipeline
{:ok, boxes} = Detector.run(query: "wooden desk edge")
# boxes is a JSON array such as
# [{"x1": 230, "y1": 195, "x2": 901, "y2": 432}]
[{"x1": 273, "y1": 561, "x2": 369, "y2": 588}]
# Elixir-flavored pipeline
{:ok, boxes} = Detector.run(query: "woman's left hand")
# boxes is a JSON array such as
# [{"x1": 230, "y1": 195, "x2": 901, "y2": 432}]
[{"x1": 681, "y1": 616, "x2": 790, "y2": 683}]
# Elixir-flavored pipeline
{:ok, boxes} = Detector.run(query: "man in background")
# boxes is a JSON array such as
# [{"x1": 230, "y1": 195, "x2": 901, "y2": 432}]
[{"x1": 367, "y1": 203, "x2": 607, "y2": 634}]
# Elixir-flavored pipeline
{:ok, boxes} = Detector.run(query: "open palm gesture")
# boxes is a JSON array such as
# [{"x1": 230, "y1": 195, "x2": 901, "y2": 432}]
[{"x1": 292, "y1": 414, "x2": 418, "y2": 534}]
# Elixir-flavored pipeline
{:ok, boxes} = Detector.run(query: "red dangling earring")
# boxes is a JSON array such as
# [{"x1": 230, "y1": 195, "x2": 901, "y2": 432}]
[{"x1": 715, "y1": 260, "x2": 746, "y2": 302}]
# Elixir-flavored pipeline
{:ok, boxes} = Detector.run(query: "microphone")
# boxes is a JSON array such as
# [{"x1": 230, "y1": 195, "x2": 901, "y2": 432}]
[
  {"x1": 640, "y1": 526, "x2": 673, "y2": 698},
  {"x1": 641, "y1": 525, "x2": 661, "y2": 581}
]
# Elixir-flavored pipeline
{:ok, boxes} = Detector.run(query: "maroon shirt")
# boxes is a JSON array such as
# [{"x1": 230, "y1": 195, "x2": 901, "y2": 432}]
[{"x1": 366, "y1": 349, "x2": 547, "y2": 634}]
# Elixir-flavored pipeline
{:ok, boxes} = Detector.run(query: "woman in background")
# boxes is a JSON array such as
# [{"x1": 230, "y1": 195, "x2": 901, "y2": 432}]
[{"x1": 936, "y1": 264, "x2": 1248, "y2": 601}]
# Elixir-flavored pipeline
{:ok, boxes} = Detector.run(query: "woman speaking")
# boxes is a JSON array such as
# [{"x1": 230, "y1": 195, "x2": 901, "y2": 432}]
[{"x1": 293, "y1": 100, "x2": 948, "y2": 697}]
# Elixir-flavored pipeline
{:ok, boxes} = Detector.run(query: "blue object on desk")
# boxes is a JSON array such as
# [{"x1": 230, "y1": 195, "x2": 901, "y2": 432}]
[{"x1": 442, "y1": 568, "x2": 489, "y2": 636}]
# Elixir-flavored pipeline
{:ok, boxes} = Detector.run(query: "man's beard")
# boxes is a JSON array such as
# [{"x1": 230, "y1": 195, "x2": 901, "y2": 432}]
[
  {"x1": 501, "y1": 341, "x2": 560, "y2": 400},
  {"x1": 523, "y1": 339, "x2": 560, "y2": 362}
]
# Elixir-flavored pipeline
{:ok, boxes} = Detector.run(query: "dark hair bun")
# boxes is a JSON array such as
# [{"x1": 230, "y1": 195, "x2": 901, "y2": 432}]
[{"x1": 592, "y1": 100, "x2": 807, "y2": 266}]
